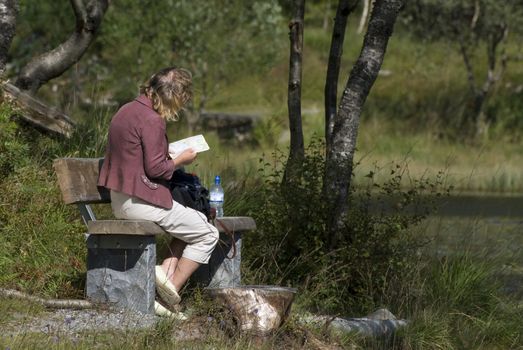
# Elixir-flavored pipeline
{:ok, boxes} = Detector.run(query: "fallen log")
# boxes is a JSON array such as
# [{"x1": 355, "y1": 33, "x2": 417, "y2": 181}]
[
  {"x1": 0, "y1": 288, "x2": 93, "y2": 309},
  {"x1": 1, "y1": 81, "x2": 75, "y2": 137},
  {"x1": 299, "y1": 308, "x2": 407, "y2": 338}
]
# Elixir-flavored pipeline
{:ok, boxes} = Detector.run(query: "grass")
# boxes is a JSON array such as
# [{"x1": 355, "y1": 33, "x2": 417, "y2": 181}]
[
  {"x1": 169, "y1": 115, "x2": 523, "y2": 195},
  {"x1": 179, "y1": 117, "x2": 523, "y2": 194},
  {"x1": 394, "y1": 216, "x2": 523, "y2": 348},
  {"x1": 421, "y1": 216, "x2": 523, "y2": 304},
  {"x1": 0, "y1": 327, "x2": 310, "y2": 350},
  {"x1": 0, "y1": 173, "x2": 522, "y2": 345},
  {"x1": 353, "y1": 120, "x2": 523, "y2": 193},
  {"x1": 0, "y1": 165, "x2": 86, "y2": 298},
  {"x1": 0, "y1": 295, "x2": 339, "y2": 349}
]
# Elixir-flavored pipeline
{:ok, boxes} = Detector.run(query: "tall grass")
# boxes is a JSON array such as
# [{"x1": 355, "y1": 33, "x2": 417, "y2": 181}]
[
  {"x1": 352, "y1": 119, "x2": 523, "y2": 193},
  {"x1": 0, "y1": 104, "x2": 87, "y2": 298},
  {"x1": 391, "y1": 255, "x2": 522, "y2": 349},
  {"x1": 427, "y1": 255, "x2": 500, "y2": 314}
]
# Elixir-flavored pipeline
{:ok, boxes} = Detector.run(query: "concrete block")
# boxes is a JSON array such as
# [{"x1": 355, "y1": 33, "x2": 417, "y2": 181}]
[
  {"x1": 192, "y1": 232, "x2": 242, "y2": 287},
  {"x1": 86, "y1": 235, "x2": 156, "y2": 314}
]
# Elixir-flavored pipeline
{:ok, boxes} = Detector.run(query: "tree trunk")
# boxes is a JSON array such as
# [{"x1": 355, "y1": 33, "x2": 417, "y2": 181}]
[
  {"x1": 284, "y1": 0, "x2": 305, "y2": 183},
  {"x1": 324, "y1": 0, "x2": 403, "y2": 248},
  {"x1": 357, "y1": 0, "x2": 371, "y2": 34},
  {"x1": 458, "y1": 23, "x2": 508, "y2": 139},
  {"x1": 474, "y1": 24, "x2": 508, "y2": 137},
  {"x1": 324, "y1": 0, "x2": 358, "y2": 154},
  {"x1": 322, "y1": 0, "x2": 331, "y2": 31},
  {"x1": 15, "y1": 0, "x2": 109, "y2": 94},
  {"x1": 0, "y1": 0, "x2": 18, "y2": 76}
]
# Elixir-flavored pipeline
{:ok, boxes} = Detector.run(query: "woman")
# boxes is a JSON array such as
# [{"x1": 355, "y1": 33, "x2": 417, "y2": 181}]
[{"x1": 98, "y1": 67, "x2": 219, "y2": 317}]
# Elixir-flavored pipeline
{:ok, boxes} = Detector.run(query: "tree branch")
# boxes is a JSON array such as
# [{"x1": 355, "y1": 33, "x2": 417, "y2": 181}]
[
  {"x1": 458, "y1": 36, "x2": 477, "y2": 96},
  {"x1": 14, "y1": 0, "x2": 108, "y2": 94},
  {"x1": 70, "y1": 0, "x2": 88, "y2": 28},
  {"x1": 482, "y1": 25, "x2": 508, "y2": 96},
  {"x1": 1, "y1": 82, "x2": 76, "y2": 137},
  {"x1": 357, "y1": 0, "x2": 371, "y2": 34},
  {"x1": 0, "y1": 288, "x2": 93, "y2": 309},
  {"x1": 324, "y1": 0, "x2": 358, "y2": 153},
  {"x1": 470, "y1": 0, "x2": 480, "y2": 30}
]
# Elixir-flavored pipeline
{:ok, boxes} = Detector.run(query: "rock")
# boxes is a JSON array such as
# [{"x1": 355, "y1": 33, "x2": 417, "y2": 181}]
[
  {"x1": 366, "y1": 308, "x2": 397, "y2": 320},
  {"x1": 199, "y1": 112, "x2": 259, "y2": 141}
]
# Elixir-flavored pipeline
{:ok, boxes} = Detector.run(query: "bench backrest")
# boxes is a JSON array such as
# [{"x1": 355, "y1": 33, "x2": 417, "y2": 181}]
[
  {"x1": 53, "y1": 158, "x2": 110, "y2": 205},
  {"x1": 54, "y1": 157, "x2": 258, "y2": 233}
]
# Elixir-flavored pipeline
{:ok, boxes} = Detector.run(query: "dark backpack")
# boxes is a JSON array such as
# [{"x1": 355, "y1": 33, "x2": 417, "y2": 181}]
[{"x1": 169, "y1": 169, "x2": 211, "y2": 219}]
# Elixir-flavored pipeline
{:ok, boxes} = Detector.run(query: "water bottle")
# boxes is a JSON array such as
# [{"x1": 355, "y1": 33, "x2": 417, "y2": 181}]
[{"x1": 209, "y1": 175, "x2": 224, "y2": 217}]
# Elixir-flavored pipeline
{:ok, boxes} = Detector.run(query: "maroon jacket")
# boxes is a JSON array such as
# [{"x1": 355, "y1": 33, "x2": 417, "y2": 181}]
[{"x1": 98, "y1": 95, "x2": 175, "y2": 209}]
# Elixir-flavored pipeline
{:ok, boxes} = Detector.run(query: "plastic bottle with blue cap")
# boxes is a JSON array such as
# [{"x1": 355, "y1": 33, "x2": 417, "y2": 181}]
[{"x1": 209, "y1": 175, "x2": 224, "y2": 217}]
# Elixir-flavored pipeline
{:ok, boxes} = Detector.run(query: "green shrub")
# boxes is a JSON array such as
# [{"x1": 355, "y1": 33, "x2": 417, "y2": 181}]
[
  {"x1": 47, "y1": 104, "x2": 113, "y2": 159},
  {"x1": 243, "y1": 137, "x2": 448, "y2": 315}
]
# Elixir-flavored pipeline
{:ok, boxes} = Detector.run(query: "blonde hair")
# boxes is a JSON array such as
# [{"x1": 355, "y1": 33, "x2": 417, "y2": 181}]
[{"x1": 139, "y1": 67, "x2": 192, "y2": 121}]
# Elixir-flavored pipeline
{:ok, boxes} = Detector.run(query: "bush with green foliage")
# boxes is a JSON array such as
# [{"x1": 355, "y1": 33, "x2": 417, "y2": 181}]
[
  {"x1": 243, "y1": 138, "x2": 448, "y2": 314},
  {"x1": 0, "y1": 166, "x2": 86, "y2": 297}
]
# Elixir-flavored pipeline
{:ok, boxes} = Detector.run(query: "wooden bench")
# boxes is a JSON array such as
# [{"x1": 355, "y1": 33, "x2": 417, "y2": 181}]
[{"x1": 53, "y1": 157, "x2": 256, "y2": 314}]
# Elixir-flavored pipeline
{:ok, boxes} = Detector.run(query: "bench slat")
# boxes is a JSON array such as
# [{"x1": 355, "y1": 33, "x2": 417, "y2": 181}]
[
  {"x1": 87, "y1": 217, "x2": 256, "y2": 236},
  {"x1": 88, "y1": 220, "x2": 166, "y2": 235},
  {"x1": 212, "y1": 216, "x2": 256, "y2": 232}
]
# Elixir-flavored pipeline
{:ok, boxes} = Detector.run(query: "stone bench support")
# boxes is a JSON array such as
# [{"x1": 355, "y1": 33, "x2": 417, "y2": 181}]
[{"x1": 86, "y1": 235, "x2": 156, "y2": 314}]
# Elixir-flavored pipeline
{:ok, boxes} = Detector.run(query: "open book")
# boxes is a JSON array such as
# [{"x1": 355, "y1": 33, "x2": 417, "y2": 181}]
[{"x1": 169, "y1": 134, "x2": 210, "y2": 160}]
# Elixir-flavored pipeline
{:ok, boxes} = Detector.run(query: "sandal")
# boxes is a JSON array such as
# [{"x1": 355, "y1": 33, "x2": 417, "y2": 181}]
[{"x1": 155, "y1": 266, "x2": 181, "y2": 307}]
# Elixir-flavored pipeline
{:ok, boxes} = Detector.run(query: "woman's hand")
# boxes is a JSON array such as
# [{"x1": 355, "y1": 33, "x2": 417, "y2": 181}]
[{"x1": 173, "y1": 148, "x2": 197, "y2": 168}]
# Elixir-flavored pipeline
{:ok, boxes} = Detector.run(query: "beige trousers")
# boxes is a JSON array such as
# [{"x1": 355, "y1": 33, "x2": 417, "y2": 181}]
[{"x1": 110, "y1": 190, "x2": 219, "y2": 264}]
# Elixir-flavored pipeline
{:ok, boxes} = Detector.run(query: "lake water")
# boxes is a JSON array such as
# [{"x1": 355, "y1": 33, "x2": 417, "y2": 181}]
[
  {"x1": 418, "y1": 194, "x2": 523, "y2": 301},
  {"x1": 434, "y1": 194, "x2": 523, "y2": 218}
]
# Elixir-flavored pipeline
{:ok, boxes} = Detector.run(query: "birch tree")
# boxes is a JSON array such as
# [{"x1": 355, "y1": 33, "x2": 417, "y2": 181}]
[
  {"x1": 404, "y1": 0, "x2": 523, "y2": 138},
  {"x1": 357, "y1": 0, "x2": 371, "y2": 34},
  {"x1": 324, "y1": 0, "x2": 359, "y2": 153},
  {"x1": 283, "y1": 0, "x2": 403, "y2": 246},
  {"x1": 284, "y1": 0, "x2": 305, "y2": 181},
  {"x1": 324, "y1": 0, "x2": 403, "y2": 247},
  {"x1": 0, "y1": 0, "x2": 18, "y2": 76}
]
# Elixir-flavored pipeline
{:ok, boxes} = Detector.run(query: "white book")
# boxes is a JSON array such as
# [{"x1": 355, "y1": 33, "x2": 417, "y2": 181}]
[{"x1": 169, "y1": 134, "x2": 210, "y2": 160}]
